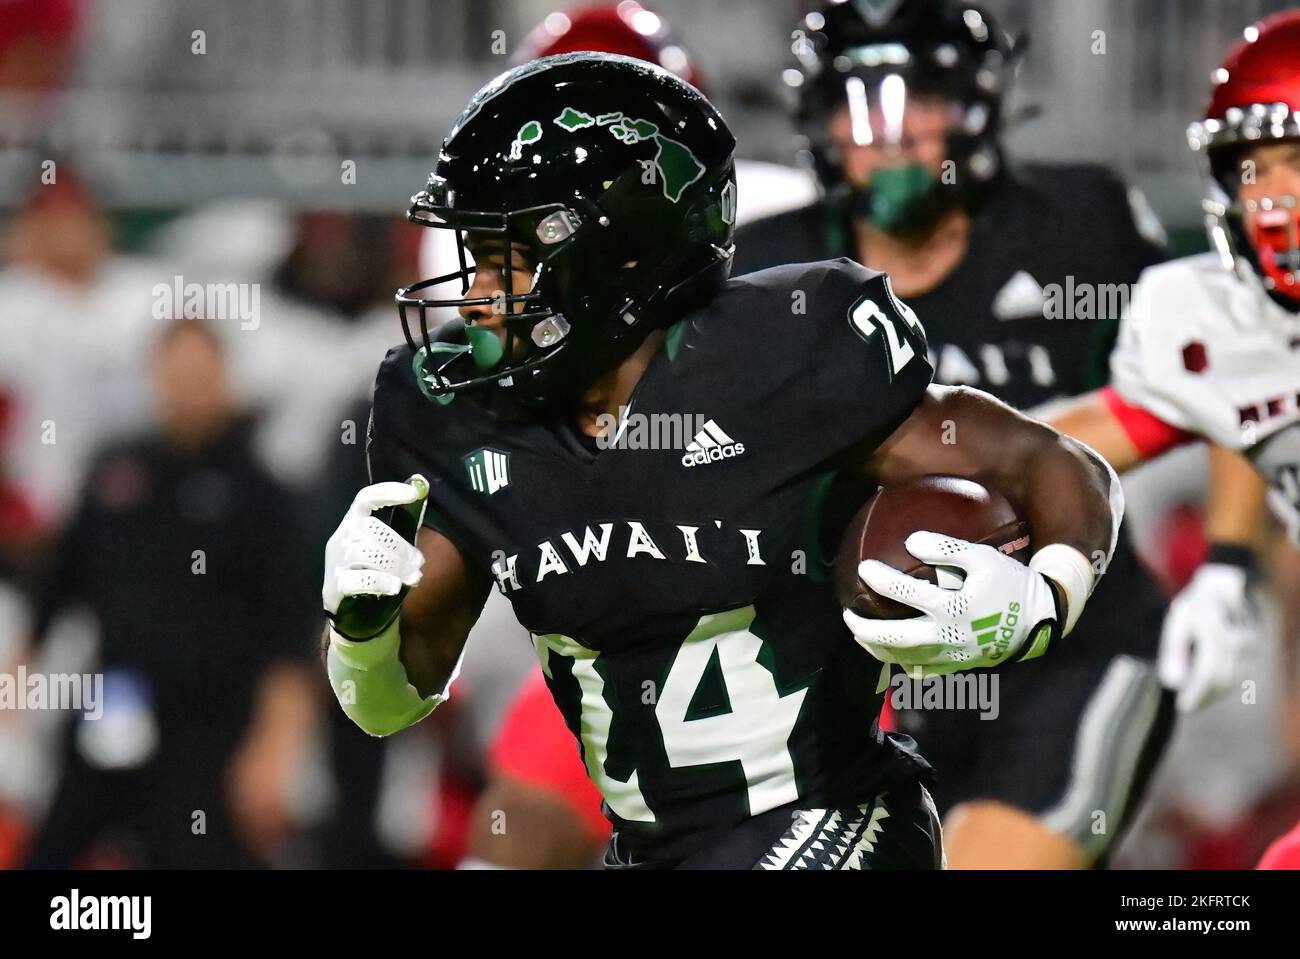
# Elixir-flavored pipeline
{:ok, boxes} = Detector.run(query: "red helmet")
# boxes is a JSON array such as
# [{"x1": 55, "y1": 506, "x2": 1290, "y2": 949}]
[
  {"x1": 515, "y1": 2, "x2": 703, "y2": 90},
  {"x1": 1188, "y1": 11, "x2": 1300, "y2": 306}
]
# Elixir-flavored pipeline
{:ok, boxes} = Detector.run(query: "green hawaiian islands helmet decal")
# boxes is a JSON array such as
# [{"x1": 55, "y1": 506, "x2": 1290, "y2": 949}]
[
  {"x1": 554, "y1": 107, "x2": 595, "y2": 131},
  {"x1": 508, "y1": 120, "x2": 543, "y2": 161},
  {"x1": 551, "y1": 107, "x2": 705, "y2": 202}
]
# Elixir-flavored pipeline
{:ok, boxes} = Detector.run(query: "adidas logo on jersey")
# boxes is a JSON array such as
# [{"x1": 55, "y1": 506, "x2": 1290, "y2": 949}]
[
  {"x1": 993, "y1": 270, "x2": 1046, "y2": 321},
  {"x1": 681, "y1": 419, "x2": 745, "y2": 467}
]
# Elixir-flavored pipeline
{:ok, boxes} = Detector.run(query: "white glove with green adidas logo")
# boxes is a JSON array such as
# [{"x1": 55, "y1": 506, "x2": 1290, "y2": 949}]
[{"x1": 842, "y1": 531, "x2": 1063, "y2": 677}]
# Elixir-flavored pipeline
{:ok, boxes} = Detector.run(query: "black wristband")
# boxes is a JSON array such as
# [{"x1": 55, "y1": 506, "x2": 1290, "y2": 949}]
[
  {"x1": 1017, "y1": 575, "x2": 1066, "y2": 663},
  {"x1": 325, "y1": 604, "x2": 402, "y2": 643},
  {"x1": 1205, "y1": 543, "x2": 1257, "y2": 574}
]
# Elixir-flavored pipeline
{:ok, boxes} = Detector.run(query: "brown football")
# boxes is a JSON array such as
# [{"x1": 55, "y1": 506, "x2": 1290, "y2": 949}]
[{"x1": 834, "y1": 475, "x2": 1031, "y2": 620}]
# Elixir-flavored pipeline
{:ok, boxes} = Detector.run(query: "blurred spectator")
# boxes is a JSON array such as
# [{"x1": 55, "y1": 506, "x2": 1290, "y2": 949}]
[
  {"x1": 0, "y1": 168, "x2": 160, "y2": 523},
  {"x1": 19, "y1": 319, "x2": 319, "y2": 868},
  {"x1": 0, "y1": 392, "x2": 40, "y2": 586},
  {"x1": 0, "y1": 390, "x2": 41, "y2": 867},
  {"x1": 0, "y1": 0, "x2": 83, "y2": 93},
  {"x1": 212, "y1": 211, "x2": 423, "y2": 487},
  {"x1": 463, "y1": 672, "x2": 607, "y2": 869}
]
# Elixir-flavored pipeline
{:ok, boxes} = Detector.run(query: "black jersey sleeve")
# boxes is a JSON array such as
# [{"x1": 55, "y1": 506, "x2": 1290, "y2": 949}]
[
  {"x1": 365, "y1": 345, "x2": 479, "y2": 558},
  {"x1": 735, "y1": 258, "x2": 933, "y2": 463},
  {"x1": 818, "y1": 261, "x2": 933, "y2": 455}
]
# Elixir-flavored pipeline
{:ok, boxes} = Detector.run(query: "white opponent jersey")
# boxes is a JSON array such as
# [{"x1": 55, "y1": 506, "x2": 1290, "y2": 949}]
[{"x1": 1108, "y1": 252, "x2": 1300, "y2": 537}]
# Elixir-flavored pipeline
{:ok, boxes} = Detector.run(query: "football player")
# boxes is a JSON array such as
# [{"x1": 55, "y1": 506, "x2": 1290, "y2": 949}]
[
  {"x1": 1051, "y1": 10, "x2": 1300, "y2": 855},
  {"x1": 459, "y1": 0, "x2": 814, "y2": 871},
  {"x1": 735, "y1": 0, "x2": 1176, "y2": 868},
  {"x1": 321, "y1": 52, "x2": 1122, "y2": 870}
]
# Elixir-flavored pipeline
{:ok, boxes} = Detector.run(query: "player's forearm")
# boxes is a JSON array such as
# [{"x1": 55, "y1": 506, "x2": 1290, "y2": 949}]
[
  {"x1": 393, "y1": 546, "x2": 486, "y2": 698},
  {"x1": 1204, "y1": 444, "x2": 1269, "y2": 548},
  {"x1": 1047, "y1": 390, "x2": 1145, "y2": 474},
  {"x1": 867, "y1": 386, "x2": 1121, "y2": 635},
  {"x1": 323, "y1": 483, "x2": 489, "y2": 734},
  {"x1": 397, "y1": 610, "x2": 474, "y2": 699},
  {"x1": 879, "y1": 386, "x2": 1119, "y2": 562},
  {"x1": 978, "y1": 414, "x2": 1122, "y2": 638},
  {"x1": 1011, "y1": 424, "x2": 1120, "y2": 568}
]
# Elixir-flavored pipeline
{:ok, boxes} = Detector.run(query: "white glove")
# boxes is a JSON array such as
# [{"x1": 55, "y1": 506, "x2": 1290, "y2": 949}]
[
  {"x1": 842, "y1": 531, "x2": 1061, "y2": 676},
  {"x1": 1159, "y1": 562, "x2": 1257, "y2": 713},
  {"x1": 322, "y1": 481, "x2": 427, "y2": 616}
]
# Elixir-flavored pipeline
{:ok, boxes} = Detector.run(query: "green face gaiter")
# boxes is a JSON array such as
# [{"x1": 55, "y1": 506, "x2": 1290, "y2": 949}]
[{"x1": 863, "y1": 163, "x2": 941, "y2": 232}]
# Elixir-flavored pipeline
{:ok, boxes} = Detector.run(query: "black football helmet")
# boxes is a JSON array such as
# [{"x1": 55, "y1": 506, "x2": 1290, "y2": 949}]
[
  {"x1": 396, "y1": 52, "x2": 737, "y2": 406},
  {"x1": 789, "y1": 0, "x2": 1022, "y2": 224}
]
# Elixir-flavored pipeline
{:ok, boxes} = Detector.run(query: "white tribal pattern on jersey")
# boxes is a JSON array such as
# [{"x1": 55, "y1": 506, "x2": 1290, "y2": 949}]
[{"x1": 1109, "y1": 252, "x2": 1300, "y2": 537}]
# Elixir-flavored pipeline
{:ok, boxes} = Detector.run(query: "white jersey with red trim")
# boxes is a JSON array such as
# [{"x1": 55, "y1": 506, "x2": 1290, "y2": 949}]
[{"x1": 1109, "y1": 252, "x2": 1300, "y2": 536}]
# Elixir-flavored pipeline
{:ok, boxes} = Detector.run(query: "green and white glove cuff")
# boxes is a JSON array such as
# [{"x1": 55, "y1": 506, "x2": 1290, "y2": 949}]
[{"x1": 327, "y1": 619, "x2": 445, "y2": 737}]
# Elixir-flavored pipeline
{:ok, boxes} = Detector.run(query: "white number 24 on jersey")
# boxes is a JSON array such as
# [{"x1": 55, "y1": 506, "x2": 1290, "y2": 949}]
[
  {"x1": 850, "y1": 291, "x2": 924, "y2": 379},
  {"x1": 533, "y1": 606, "x2": 808, "y2": 824}
]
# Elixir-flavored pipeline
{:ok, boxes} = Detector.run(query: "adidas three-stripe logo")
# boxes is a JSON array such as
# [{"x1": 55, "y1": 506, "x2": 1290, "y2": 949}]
[
  {"x1": 681, "y1": 419, "x2": 745, "y2": 468},
  {"x1": 971, "y1": 612, "x2": 1002, "y2": 647},
  {"x1": 971, "y1": 603, "x2": 1029, "y2": 662}
]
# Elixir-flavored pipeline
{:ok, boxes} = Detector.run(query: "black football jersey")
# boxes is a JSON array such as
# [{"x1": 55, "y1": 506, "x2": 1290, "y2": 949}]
[
  {"x1": 367, "y1": 258, "x2": 933, "y2": 864},
  {"x1": 734, "y1": 164, "x2": 1166, "y2": 409}
]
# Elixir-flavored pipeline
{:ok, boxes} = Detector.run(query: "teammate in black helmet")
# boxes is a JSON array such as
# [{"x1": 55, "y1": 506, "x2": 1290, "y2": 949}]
[
  {"x1": 319, "y1": 52, "x2": 1123, "y2": 869},
  {"x1": 788, "y1": 0, "x2": 1011, "y2": 241},
  {"x1": 737, "y1": 0, "x2": 1189, "y2": 868}
]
